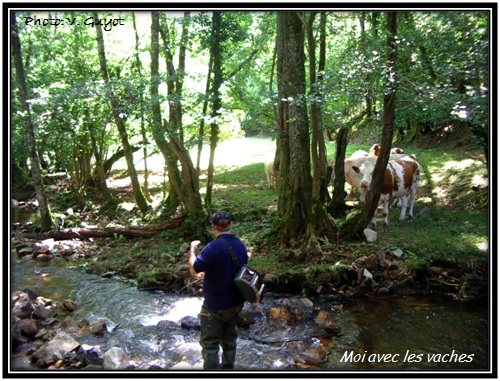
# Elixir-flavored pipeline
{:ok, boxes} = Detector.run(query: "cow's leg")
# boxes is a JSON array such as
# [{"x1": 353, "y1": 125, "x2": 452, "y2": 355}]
[
  {"x1": 407, "y1": 187, "x2": 417, "y2": 220},
  {"x1": 398, "y1": 196, "x2": 409, "y2": 223},
  {"x1": 370, "y1": 201, "x2": 378, "y2": 228},
  {"x1": 382, "y1": 196, "x2": 391, "y2": 232},
  {"x1": 372, "y1": 195, "x2": 386, "y2": 230},
  {"x1": 390, "y1": 197, "x2": 401, "y2": 209}
]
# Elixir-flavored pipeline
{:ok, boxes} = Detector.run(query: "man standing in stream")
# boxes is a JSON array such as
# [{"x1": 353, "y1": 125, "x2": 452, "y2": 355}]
[{"x1": 189, "y1": 211, "x2": 249, "y2": 370}]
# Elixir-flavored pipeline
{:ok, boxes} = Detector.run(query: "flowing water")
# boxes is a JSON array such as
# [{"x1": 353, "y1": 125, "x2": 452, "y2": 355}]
[{"x1": 10, "y1": 254, "x2": 490, "y2": 372}]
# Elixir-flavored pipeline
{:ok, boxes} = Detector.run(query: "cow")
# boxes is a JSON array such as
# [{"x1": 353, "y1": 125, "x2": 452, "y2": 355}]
[
  {"x1": 369, "y1": 144, "x2": 405, "y2": 157},
  {"x1": 264, "y1": 159, "x2": 277, "y2": 189},
  {"x1": 350, "y1": 150, "x2": 369, "y2": 158},
  {"x1": 330, "y1": 150, "x2": 367, "y2": 196},
  {"x1": 352, "y1": 155, "x2": 421, "y2": 231},
  {"x1": 332, "y1": 153, "x2": 408, "y2": 202}
]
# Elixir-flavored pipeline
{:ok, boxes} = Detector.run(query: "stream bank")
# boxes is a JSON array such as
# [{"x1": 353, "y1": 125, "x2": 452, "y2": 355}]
[{"x1": 11, "y1": 218, "x2": 488, "y2": 303}]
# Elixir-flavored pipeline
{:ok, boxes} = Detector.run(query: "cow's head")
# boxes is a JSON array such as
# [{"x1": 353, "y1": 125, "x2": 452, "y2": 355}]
[{"x1": 354, "y1": 161, "x2": 375, "y2": 190}]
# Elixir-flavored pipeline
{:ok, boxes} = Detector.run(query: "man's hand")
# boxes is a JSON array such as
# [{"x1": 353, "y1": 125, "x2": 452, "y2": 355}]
[{"x1": 190, "y1": 240, "x2": 201, "y2": 252}]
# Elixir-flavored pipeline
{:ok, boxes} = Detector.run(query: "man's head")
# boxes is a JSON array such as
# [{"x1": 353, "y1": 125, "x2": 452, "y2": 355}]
[{"x1": 211, "y1": 211, "x2": 232, "y2": 232}]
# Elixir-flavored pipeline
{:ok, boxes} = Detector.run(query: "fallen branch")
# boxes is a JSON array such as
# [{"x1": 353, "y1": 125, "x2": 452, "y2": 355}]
[{"x1": 23, "y1": 213, "x2": 187, "y2": 241}]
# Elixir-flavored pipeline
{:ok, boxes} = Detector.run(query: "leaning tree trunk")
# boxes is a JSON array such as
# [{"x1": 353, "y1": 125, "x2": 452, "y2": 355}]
[
  {"x1": 11, "y1": 14, "x2": 52, "y2": 231},
  {"x1": 163, "y1": 120, "x2": 206, "y2": 238},
  {"x1": 352, "y1": 11, "x2": 398, "y2": 239},
  {"x1": 93, "y1": 12, "x2": 149, "y2": 214}
]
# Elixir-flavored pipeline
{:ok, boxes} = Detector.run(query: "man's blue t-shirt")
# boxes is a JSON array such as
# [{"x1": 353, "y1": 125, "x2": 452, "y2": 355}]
[{"x1": 193, "y1": 234, "x2": 248, "y2": 311}]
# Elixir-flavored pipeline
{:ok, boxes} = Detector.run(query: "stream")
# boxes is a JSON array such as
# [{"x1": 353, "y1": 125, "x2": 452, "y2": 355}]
[
  {"x1": 10, "y1": 205, "x2": 490, "y2": 372},
  {"x1": 10, "y1": 254, "x2": 490, "y2": 372}
]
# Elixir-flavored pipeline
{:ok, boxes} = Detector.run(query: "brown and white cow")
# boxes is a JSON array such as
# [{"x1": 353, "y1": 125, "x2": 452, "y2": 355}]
[
  {"x1": 333, "y1": 153, "x2": 408, "y2": 202},
  {"x1": 353, "y1": 155, "x2": 421, "y2": 231}
]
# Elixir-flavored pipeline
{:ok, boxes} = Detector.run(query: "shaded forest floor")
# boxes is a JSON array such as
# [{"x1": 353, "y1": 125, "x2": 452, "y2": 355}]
[{"x1": 11, "y1": 125, "x2": 490, "y2": 301}]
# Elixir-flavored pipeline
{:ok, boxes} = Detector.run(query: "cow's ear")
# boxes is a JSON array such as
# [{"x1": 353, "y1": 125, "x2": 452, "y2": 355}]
[{"x1": 352, "y1": 166, "x2": 360, "y2": 173}]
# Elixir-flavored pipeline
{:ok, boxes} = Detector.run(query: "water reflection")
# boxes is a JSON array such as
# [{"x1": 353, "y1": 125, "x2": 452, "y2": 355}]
[{"x1": 323, "y1": 296, "x2": 489, "y2": 370}]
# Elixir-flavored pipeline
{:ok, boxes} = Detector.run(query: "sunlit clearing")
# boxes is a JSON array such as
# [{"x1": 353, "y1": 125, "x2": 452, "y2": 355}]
[
  {"x1": 443, "y1": 159, "x2": 478, "y2": 171},
  {"x1": 472, "y1": 174, "x2": 488, "y2": 188},
  {"x1": 118, "y1": 202, "x2": 135, "y2": 212},
  {"x1": 420, "y1": 196, "x2": 433, "y2": 204},
  {"x1": 213, "y1": 184, "x2": 229, "y2": 190}
]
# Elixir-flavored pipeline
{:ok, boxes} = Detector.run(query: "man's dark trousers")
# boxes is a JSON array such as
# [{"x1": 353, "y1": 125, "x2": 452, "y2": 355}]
[{"x1": 199, "y1": 307, "x2": 241, "y2": 369}]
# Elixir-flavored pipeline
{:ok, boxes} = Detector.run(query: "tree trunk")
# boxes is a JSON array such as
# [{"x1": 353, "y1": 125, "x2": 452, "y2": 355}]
[
  {"x1": 163, "y1": 120, "x2": 206, "y2": 235},
  {"x1": 275, "y1": 12, "x2": 330, "y2": 246},
  {"x1": 159, "y1": 14, "x2": 188, "y2": 144},
  {"x1": 132, "y1": 12, "x2": 152, "y2": 202},
  {"x1": 196, "y1": 53, "x2": 212, "y2": 177},
  {"x1": 330, "y1": 110, "x2": 366, "y2": 217},
  {"x1": 205, "y1": 11, "x2": 223, "y2": 211},
  {"x1": 88, "y1": 115, "x2": 115, "y2": 203},
  {"x1": 150, "y1": 11, "x2": 182, "y2": 213},
  {"x1": 71, "y1": 22, "x2": 114, "y2": 203},
  {"x1": 306, "y1": 12, "x2": 330, "y2": 209},
  {"x1": 11, "y1": 14, "x2": 52, "y2": 231},
  {"x1": 67, "y1": 138, "x2": 85, "y2": 205},
  {"x1": 93, "y1": 12, "x2": 149, "y2": 214},
  {"x1": 80, "y1": 133, "x2": 93, "y2": 187},
  {"x1": 360, "y1": 12, "x2": 374, "y2": 117},
  {"x1": 329, "y1": 125, "x2": 349, "y2": 216},
  {"x1": 159, "y1": 13, "x2": 206, "y2": 231},
  {"x1": 103, "y1": 145, "x2": 142, "y2": 176},
  {"x1": 352, "y1": 12, "x2": 398, "y2": 239}
]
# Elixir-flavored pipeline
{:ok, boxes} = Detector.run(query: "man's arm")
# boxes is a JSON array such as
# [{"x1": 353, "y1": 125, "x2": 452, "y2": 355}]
[{"x1": 189, "y1": 240, "x2": 201, "y2": 276}]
